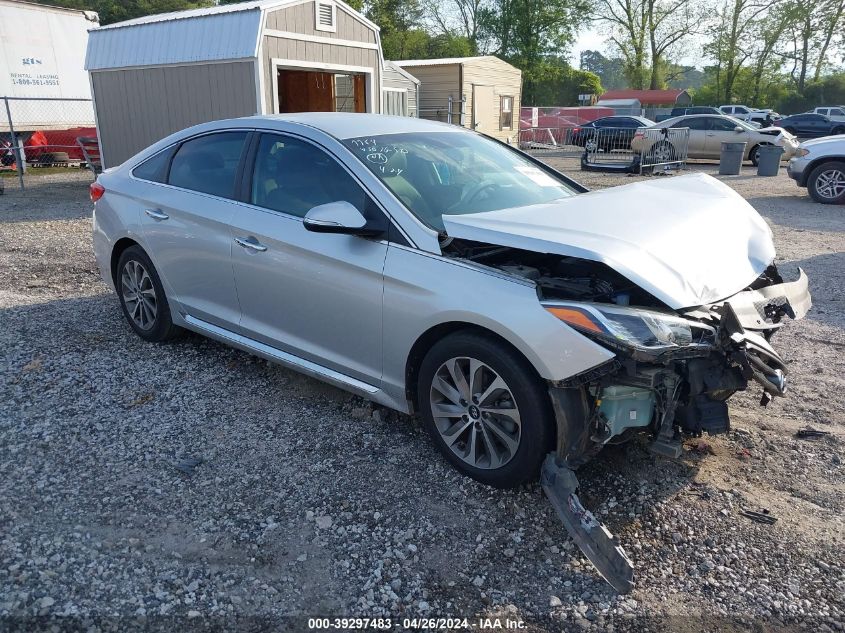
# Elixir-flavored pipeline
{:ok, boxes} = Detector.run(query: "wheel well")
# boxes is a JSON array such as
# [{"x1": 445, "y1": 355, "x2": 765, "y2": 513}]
[
  {"x1": 805, "y1": 156, "x2": 845, "y2": 184},
  {"x1": 404, "y1": 322, "x2": 543, "y2": 414},
  {"x1": 110, "y1": 237, "x2": 140, "y2": 286}
]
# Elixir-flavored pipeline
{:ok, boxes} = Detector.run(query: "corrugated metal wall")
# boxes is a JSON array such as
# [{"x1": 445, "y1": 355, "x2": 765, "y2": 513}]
[
  {"x1": 91, "y1": 61, "x2": 257, "y2": 166},
  {"x1": 263, "y1": 2, "x2": 381, "y2": 114}
]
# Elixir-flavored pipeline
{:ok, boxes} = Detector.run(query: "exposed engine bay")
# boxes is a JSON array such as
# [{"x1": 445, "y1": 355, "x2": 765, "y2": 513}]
[{"x1": 443, "y1": 237, "x2": 812, "y2": 593}]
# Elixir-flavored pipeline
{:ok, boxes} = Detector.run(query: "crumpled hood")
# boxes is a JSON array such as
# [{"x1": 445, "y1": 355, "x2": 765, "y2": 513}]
[{"x1": 442, "y1": 173, "x2": 775, "y2": 309}]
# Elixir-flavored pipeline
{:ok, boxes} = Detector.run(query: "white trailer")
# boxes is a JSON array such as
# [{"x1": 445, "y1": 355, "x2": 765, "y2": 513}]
[{"x1": 0, "y1": 0, "x2": 99, "y2": 130}]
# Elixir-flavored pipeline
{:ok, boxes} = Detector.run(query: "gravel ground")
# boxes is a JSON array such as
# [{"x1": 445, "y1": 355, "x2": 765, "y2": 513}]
[{"x1": 1, "y1": 163, "x2": 843, "y2": 632}]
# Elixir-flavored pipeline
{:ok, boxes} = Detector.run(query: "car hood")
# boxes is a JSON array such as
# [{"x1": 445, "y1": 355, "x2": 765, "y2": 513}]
[
  {"x1": 798, "y1": 134, "x2": 845, "y2": 149},
  {"x1": 442, "y1": 173, "x2": 775, "y2": 309}
]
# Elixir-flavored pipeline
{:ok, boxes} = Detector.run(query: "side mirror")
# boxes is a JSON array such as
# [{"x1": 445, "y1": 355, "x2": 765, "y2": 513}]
[
  {"x1": 734, "y1": 126, "x2": 744, "y2": 133},
  {"x1": 303, "y1": 201, "x2": 380, "y2": 236}
]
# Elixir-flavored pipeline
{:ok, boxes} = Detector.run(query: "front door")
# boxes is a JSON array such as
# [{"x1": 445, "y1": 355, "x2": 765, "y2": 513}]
[
  {"x1": 229, "y1": 132, "x2": 387, "y2": 383},
  {"x1": 137, "y1": 131, "x2": 249, "y2": 329},
  {"x1": 704, "y1": 117, "x2": 745, "y2": 155},
  {"x1": 472, "y1": 85, "x2": 495, "y2": 132}
]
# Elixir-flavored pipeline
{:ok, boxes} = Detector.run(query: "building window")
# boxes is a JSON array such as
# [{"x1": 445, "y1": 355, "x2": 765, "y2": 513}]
[
  {"x1": 500, "y1": 96, "x2": 513, "y2": 130},
  {"x1": 315, "y1": 1, "x2": 336, "y2": 32}
]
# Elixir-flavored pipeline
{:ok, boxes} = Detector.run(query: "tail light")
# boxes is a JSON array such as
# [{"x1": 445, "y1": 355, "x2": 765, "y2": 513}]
[
  {"x1": 633, "y1": 132, "x2": 645, "y2": 140},
  {"x1": 573, "y1": 127, "x2": 581, "y2": 133},
  {"x1": 90, "y1": 181, "x2": 105, "y2": 202}
]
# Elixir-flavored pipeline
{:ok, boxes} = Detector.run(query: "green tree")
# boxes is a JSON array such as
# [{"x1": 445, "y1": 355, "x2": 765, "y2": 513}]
[
  {"x1": 34, "y1": 0, "x2": 214, "y2": 25},
  {"x1": 479, "y1": 0, "x2": 591, "y2": 102},
  {"x1": 579, "y1": 50, "x2": 626, "y2": 89}
]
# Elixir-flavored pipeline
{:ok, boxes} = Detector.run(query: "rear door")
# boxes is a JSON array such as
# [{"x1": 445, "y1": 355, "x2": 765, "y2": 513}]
[
  {"x1": 677, "y1": 117, "x2": 708, "y2": 156},
  {"x1": 136, "y1": 130, "x2": 250, "y2": 329},
  {"x1": 228, "y1": 132, "x2": 388, "y2": 384}
]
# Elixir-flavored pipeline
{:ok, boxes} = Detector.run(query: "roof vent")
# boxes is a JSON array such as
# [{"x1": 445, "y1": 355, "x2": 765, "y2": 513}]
[{"x1": 315, "y1": 1, "x2": 336, "y2": 32}]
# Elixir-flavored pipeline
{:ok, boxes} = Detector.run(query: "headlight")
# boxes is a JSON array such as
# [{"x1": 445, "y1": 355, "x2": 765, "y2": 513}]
[
  {"x1": 544, "y1": 302, "x2": 715, "y2": 352},
  {"x1": 796, "y1": 148, "x2": 810, "y2": 157}
]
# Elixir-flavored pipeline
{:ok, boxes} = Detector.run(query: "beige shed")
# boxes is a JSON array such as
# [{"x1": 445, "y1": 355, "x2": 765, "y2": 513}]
[
  {"x1": 85, "y1": 0, "x2": 383, "y2": 167},
  {"x1": 396, "y1": 56, "x2": 522, "y2": 143}
]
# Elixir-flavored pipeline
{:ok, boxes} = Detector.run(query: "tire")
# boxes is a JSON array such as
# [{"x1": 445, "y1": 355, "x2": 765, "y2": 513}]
[
  {"x1": 749, "y1": 144, "x2": 765, "y2": 167},
  {"x1": 116, "y1": 245, "x2": 181, "y2": 342},
  {"x1": 417, "y1": 331, "x2": 555, "y2": 488},
  {"x1": 807, "y1": 161, "x2": 845, "y2": 204},
  {"x1": 833, "y1": 127, "x2": 845, "y2": 135},
  {"x1": 647, "y1": 141, "x2": 676, "y2": 164}
]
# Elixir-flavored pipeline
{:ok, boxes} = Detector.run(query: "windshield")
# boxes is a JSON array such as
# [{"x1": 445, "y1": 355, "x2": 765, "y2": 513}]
[{"x1": 343, "y1": 132, "x2": 577, "y2": 231}]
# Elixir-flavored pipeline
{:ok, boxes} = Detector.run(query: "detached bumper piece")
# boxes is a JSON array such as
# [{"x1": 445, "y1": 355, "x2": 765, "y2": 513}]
[{"x1": 541, "y1": 454, "x2": 634, "y2": 594}]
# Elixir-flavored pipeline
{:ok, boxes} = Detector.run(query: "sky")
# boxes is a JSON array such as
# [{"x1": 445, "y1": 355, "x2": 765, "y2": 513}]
[{"x1": 569, "y1": 24, "x2": 707, "y2": 69}]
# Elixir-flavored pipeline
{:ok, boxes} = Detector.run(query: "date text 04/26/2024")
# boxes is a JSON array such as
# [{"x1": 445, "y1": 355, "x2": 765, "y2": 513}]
[{"x1": 307, "y1": 617, "x2": 527, "y2": 630}]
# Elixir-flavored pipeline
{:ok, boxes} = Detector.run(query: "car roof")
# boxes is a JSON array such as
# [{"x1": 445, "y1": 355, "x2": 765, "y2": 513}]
[{"x1": 238, "y1": 113, "x2": 464, "y2": 139}]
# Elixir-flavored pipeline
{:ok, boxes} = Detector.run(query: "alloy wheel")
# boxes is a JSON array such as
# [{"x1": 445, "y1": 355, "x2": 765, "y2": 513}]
[
  {"x1": 121, "y1": 260, "x2": 157, "y2": 330},
  {"x1": 651, "y1": 142, "x2": 673, "y2": 163},
  {"x1": 815, "y1": 168, "x2": 845, "y2": 200},
  {"x1": 429, "y1": 357, "x2": 522, "y2": 470}
]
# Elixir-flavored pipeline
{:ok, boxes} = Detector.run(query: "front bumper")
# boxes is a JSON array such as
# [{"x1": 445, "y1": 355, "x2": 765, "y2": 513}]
[{"x1": 787, "y1": 156, "x2": 810, "y2": 185}]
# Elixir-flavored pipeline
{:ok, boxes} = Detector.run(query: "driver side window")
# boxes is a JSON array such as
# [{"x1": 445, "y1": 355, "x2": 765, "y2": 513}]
[{"x1": 251, "y1": 134, "x2": 367, "y2": 218}]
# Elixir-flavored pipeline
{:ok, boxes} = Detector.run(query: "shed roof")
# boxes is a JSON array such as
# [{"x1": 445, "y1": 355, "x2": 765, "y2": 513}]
[
  {"x1": 85, "y1": 0, "x2": 377, "y2": 71},
  {"x1": 596, "y1": 98, "x2": 641, "y2": 107},
  {"x1": 599, "y1": 89, "x2": 689, "y2": 105},
  {"x1": 396, "y1": 55, "x2": 510, "y2": 68},
  {"x1": 384, "y1": 60, "x2": 420, "y2": 84}
]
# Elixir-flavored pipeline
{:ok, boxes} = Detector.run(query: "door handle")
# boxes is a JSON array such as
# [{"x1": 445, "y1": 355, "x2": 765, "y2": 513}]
[
  {"x1": 144, "y1": 208, "x2": 169, "y2": 220},
  {"x1": 235, "y1": 236, "x2": 267, "y2": 252}
]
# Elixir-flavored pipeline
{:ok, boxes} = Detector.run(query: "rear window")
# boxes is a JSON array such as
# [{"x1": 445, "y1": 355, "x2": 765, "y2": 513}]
[
  {"x1": 168, "y1": 132, "x2": 248, "y2": 199},
  {"x1": 132, "y1": 147, "x2": 175, "y2": 183}
]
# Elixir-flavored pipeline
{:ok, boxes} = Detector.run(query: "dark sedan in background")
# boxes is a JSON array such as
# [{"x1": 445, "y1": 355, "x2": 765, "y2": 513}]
[
  {"x1": 777, "y1": 113, "x2": 845, "y2": 138},
  {"x1": 571, "y1": 116, "x2": 655, "y2": 151}
]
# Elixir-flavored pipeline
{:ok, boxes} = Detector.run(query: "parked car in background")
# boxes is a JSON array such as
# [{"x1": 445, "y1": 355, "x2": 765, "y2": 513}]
[
  {"x1": 571, "y1": 115, "x2": 655, "y2": 151},
  {"x1": 787, "y1": 134, "x2": 845, "y2": 204},
  {"x1": 719, "y1": 105, "x2": 775, "y2": 126},
  {"x1": 777, "y1": 113, "x2": 845, "y2": 138},
  {"x1": 655, "y1": 106, "x2": 721, "y2": 122},
  {"x1": 812, "y1": 106, "x2": 845, "y2": 122},
  {"x1": 633, "y1": 114, "x2": 799, "y2": 165}
]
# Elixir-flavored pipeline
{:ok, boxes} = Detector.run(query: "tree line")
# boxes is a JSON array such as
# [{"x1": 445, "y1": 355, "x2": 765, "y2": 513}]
[
  {"x1": 35, "y1": 0, "x2": 845, "y2": 111},
  {"x1": 590, "y1": 0, "x2": 845, "y2": 111}
]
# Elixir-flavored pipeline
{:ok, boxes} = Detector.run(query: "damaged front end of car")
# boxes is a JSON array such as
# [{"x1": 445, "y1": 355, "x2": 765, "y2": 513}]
[{"x1": 443, "y1": 237, "x2": 811, "y2": 593}]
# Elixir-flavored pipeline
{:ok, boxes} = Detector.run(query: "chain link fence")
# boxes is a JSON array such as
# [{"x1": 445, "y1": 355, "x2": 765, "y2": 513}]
[{"x1": 1, "y1": 97, "x2": 98, "y2": 191}]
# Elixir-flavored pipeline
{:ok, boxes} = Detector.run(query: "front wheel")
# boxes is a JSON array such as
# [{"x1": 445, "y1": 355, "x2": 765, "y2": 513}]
[
  {"x1": 749, "y1": 144, "x2": 769, "y2": 167},
  {"x1": 807, "y1": 161, "x2": 845, "y2": 204},
  {"x1": 417, "y1": 332, "x2": 555, "y2": 488}
]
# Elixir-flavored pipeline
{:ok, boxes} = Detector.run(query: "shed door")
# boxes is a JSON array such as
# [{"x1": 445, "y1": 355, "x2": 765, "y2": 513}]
[
  {"x1": 471, "y1": 84, "x2": 495, "y2": 132},
  {"x1": 383, "y1": 90, "x2": 408, "y2": 116}
]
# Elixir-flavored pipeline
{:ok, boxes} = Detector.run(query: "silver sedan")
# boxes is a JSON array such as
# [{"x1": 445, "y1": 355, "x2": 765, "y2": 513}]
[{"x1": 93, "y1": 114, "x2": 809, "y2": 589}]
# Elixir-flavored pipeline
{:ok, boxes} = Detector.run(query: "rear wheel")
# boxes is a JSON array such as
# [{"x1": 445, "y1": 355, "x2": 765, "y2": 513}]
[
  {"x1": 807, "y1": 161, "x2": 845, "y2": 204},
  {"x1": 833, "y1": 127, "x2": 845, "y2": 135},
  {"x1": 417, "y1": 332, "x2": 555, "y2": 488},
  {"x1": 116, "y1": 245, "x2": 181, "y2": 342}
]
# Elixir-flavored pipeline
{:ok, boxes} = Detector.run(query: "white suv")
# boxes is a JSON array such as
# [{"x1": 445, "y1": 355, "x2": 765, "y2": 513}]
[{"x1": 787, "y1": 135, "x2": 845, "y2": 204}]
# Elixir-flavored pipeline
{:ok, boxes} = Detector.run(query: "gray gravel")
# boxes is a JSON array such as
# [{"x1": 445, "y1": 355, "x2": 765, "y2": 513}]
[{"x1": 1, "y1": 165, "x2": 843, "y2": 632}]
